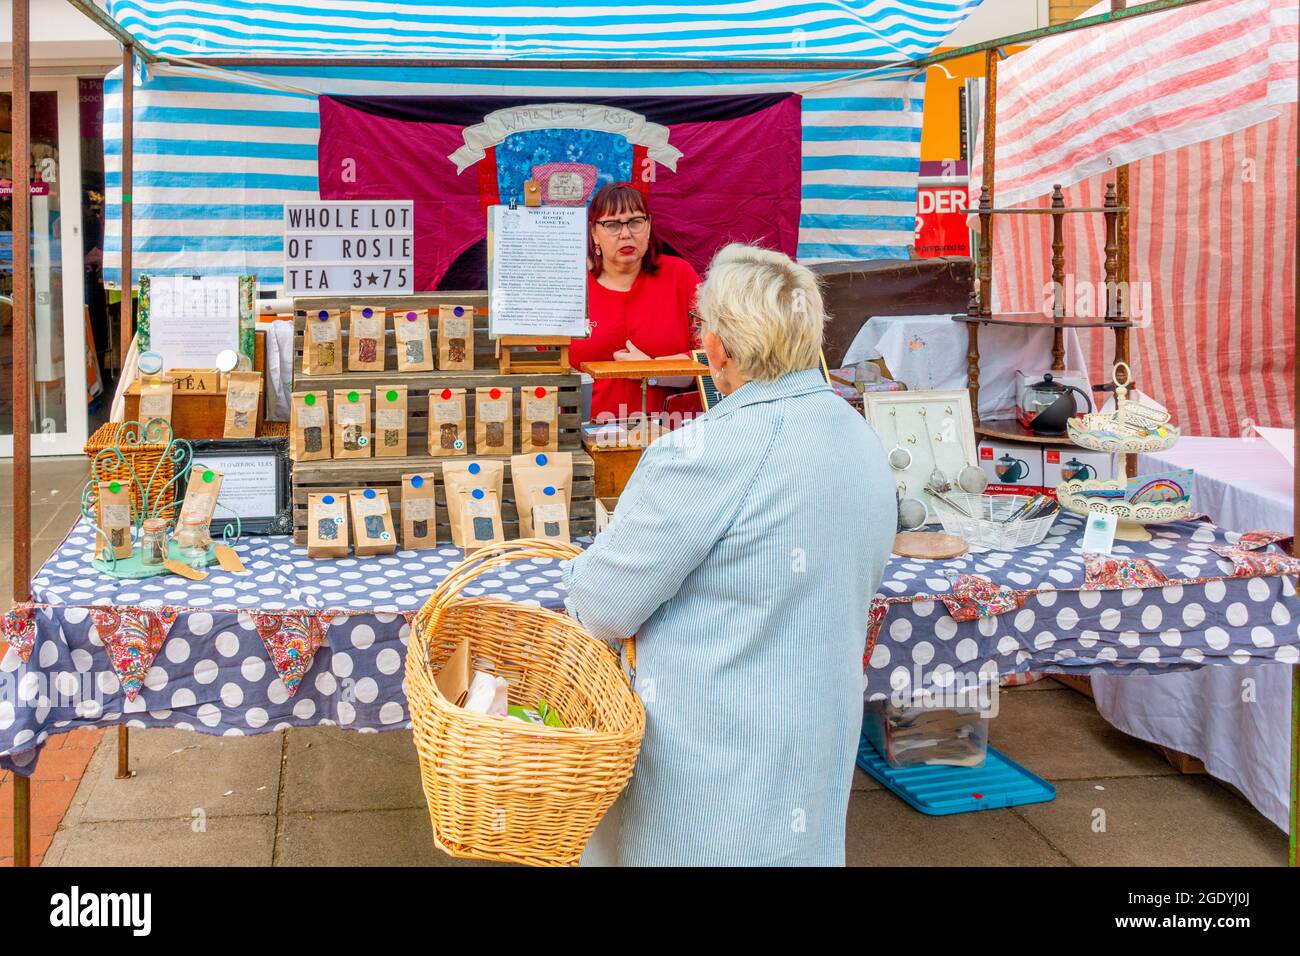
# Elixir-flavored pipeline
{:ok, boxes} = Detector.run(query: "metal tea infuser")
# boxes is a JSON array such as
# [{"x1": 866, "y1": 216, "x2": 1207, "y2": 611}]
[{"x1": 885, "y1": 408, "x2": 912, "y2": 472}]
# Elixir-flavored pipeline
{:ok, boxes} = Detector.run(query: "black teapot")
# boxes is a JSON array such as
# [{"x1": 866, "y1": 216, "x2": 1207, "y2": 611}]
[{"x1": 1019, "y1": 373, "x2": 1092, "y2": 436}]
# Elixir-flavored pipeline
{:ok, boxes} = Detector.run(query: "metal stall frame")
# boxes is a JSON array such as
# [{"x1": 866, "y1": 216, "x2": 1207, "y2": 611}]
[{"x1": 7, "y1": 0, "x2": 1291, "y2": 867}]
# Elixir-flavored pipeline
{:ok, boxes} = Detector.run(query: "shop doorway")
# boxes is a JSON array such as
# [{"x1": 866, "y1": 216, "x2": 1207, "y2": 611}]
[{"x1": 1, "y1": 77, "x2": 88, "y2": 457}]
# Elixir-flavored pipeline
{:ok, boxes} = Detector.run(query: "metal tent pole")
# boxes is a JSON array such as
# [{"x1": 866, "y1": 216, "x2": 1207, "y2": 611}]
[
  {"x1": 10, "y1": 0, "x2": 33, "y2": 869},
  {"x1": 119, "y1": 46, "x2": 134, "y2": 372}
]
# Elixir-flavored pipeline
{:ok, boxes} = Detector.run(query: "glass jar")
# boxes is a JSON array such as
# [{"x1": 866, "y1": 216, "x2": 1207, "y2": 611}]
[
  {"x1": 140, "y1": 517, "x2": 170, "y2": 566},
  {"x1": 177, "y1": 514, "x2": 210, "y2": 567}
]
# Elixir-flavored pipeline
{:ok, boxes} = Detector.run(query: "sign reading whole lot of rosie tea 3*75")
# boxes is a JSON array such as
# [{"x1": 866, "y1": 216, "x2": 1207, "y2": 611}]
[{"x1": 284, "y1": 201, "x2": 415, "y2": 295}]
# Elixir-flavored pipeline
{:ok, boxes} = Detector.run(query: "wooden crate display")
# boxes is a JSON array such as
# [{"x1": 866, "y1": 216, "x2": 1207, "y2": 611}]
[
  {"x1": 293, "y1": 291, "x2": 547, "y2": 376},
  {"x1": 292, "y1": 293, "x2": 582, "y2": 453},
  {"x1": 290, "y1": 451, "x2": 595, "y2": 546}
]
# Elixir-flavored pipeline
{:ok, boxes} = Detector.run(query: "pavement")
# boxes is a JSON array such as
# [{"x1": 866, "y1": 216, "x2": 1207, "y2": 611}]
[{"x1": 2, "y1": 456, "x2": 1292, "y2": 866}]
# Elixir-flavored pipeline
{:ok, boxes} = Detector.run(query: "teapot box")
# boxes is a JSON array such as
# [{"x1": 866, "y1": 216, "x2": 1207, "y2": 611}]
[
  {"x1": 978, "y1": 439, "x2": 1045, "y2": 495},
  {"x1": 1042, "y1": 447, "x2": 1117, "y2": 498}
]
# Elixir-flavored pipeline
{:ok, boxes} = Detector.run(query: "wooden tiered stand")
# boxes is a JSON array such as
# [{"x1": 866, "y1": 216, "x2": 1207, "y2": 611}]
[
  {"x1": 956, "y1": 182, "x2": 1136, "y2": 446},
  {"x1": 958, "y1": 46, "x2": 1138, "y2": 476},
  {"x1": 290, "y1": 292, "x2": 594, "y2": 545}
]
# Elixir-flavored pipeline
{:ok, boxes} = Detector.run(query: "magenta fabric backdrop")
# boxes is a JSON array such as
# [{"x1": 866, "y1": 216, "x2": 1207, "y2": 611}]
[{"x1": 317, "y1": 94, "x2": 802, "y2": 290}]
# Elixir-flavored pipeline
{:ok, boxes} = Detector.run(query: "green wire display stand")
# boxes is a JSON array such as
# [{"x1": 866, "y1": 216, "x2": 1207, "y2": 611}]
[{"x1": 80, "y1": 418, "x2": 240, "y2": 578}]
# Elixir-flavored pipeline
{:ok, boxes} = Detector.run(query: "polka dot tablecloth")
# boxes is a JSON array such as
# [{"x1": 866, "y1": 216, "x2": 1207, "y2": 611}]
[
  {"x1": 1, "y1": 521, "x2": 574, "y2": 776},
  {"x1": 865, "y1": 513, "x2": 1300, "y2": 702},
  {"x1": 4, "y1": 515, "x2": 1299, "y2": 775}
]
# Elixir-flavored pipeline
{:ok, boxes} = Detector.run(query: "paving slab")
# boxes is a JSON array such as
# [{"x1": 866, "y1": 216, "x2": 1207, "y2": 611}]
[
  {"x1": 43, "y1": 815, "x2": 276, "y2": 867},
  {"x1": 69, "y1": 727, "x2": 282, "y2": 825},
  {"x1": 1012, "y1": 776, "x2": 1288, "y2": 866},
  {"x1": 281, "y1": 726, "x2": 428, "y2": 814},
  {"x1": 846, "y1": 789, "x2": 1071, "y2": 866},
  {"x1": 987, "y1": 683, "x2": 1176, "y2": 781},
  {"x1": 277, "y1": 808, "x2": 510, "y2": 866}
]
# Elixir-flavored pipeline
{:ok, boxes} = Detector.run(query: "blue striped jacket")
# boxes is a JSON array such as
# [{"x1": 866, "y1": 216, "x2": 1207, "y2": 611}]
[{"x1": 565, "y1": 366, "x2": 895, "y2": 865}]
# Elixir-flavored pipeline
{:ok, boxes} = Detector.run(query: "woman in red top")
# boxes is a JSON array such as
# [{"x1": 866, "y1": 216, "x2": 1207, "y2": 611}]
[{"x1": 570, "y1": 183, "x2": 702, "y2": 423}]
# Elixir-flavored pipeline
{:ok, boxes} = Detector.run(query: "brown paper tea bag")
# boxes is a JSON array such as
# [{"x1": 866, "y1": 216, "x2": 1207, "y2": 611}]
[
  {"x1": 394, "y1": 308, "x2": 434, "y2": 372},
  {"x1": 334, "y1": 389, "x2": 372, "y2": 459},
  {"x1": 305, "y1": 309, "x2": 343, "y2": 375},
  {"x1": 290, "y1": 391, "x2": 331, "y2": 461},
  {"x1": 349, "y1": 488, "x2": 397, "y2": 556},
  {"x1": 374, "y1": 385, "x2": 408, "y2": 458},
  {"x1": 442, "y1": 459, "x2": 504, "y2": 548},
  {"x1": 307, "y1": 493, "x2": 350, "y2": 558},
  {"x1": 138, "y1": 379, "x2": 174, "y2": 426},
  {"x1": 511, "y1": 451, "x2": 574, "y2": 542},
  {"x1": 475, "y1": 386, "x2": 513, "y2": 454},
  {"x1": 348, "y1": 306, "x2": 387, "y2": 372},
  {"x1": 428, "y1": 387, "x2": 468, "y2": 457},
  {"x1": 175, "y1": 467, "x2": 223, "y2": 548},
  {"x1": 460, "y1": 488, "x2": 504, "y2": 552},
  {"x1": 95, "y1": 480, "x2": 134, "y2": 560},
  {"x1": 521, "y1": 385, "x2": 559, "y2": 453},
  {"x1": 400, "y1": 472, "x2": 438, "y2": 550},
  {"x1": 438, "y1": 304, "x2": 474, "y2": 371},
  {"x1": 223, "y1": 371, "x2": 262, "y2": 438}
]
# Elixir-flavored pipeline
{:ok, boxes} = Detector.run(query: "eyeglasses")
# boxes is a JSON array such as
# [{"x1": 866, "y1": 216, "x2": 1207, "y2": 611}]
[{"x1": 594, "y1": 216, "x2": 649, "y2": 236}]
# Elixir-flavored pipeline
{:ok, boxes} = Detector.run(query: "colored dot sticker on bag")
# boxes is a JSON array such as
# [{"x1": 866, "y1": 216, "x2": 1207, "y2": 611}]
[
  {"x1": 317, "y1": 310, "x2": 328, "y2": 320},
  {"x1": 322, "y1": 495, "x2": 334, "y2": 504},
  {"x1": 406, "y1": 311, "x2": 417, "y2": 321},
  {"x1": 534, "y1": 386, "x2": 547, "y2": 398},
  {"x1": 468, "y1": 462, "x2": 481, "y2": 475},
  {"x1": 472, "y1": 488, "x2": 484, "y2": 500},
  {"x1": 440, "y1": 388, "x2": 452, "y2": 400},
  {"x1": 544, "y1": 486, "x2": 556, "y2": 496},
  {"x1": 489, "y1": 388, "x2": 501, "y2": 400},
  {"x1": 348, "y1": 391, "x2": 359, "y2": 402},
  {"x1": 202, "y1": 470, "x2": 215, "y2": 483},
  {"x1": 535, "y1": 454, "x2": 547, "y2": 466},
  {"x1": 386, "y1": 389, "x2": 398, "y2": 402},
  {"x1": 363, "y1": 488, "x2": 376, "y2": 499},
  {"x1": 362, "y1": 307, "x2": 374, "y2": 318},
  {"x1": 454, "y1": 439, "x2": 465, "y2": 450},
  {"x1": 304, "y1": 393, "x2": 316, "y2": 406},
  {"x1": 454, "y1": 306, "x2": 465, "y2": 317},
  {"x1": 411, "y1": 475, "x2": 424, "y2": 488},
  {"x1": 109, "y1": 481, "x2": 121, "y2": 494}
]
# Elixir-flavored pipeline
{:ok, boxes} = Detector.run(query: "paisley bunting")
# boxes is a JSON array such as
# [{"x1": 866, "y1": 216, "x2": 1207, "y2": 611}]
[
  {"x1": 90, "y1": 607, "x2": 180, "y2": 701},
  {"x1": 248, "y1": 611, "x2": 341, "y2": 697},
  {"x1": 1, "y1": 602, "x2": 37, "y2": 664}
]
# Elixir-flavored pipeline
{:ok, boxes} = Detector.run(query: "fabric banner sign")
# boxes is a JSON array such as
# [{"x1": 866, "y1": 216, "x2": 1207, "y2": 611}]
[{"x1": 318, "y1": 93, "x2": 803, "y2": 290}]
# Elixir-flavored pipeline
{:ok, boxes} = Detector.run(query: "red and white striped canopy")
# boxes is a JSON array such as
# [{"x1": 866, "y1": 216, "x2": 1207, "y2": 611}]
[{"x1": 970, "y1": 0, "x2": 1297, "y2": 436}]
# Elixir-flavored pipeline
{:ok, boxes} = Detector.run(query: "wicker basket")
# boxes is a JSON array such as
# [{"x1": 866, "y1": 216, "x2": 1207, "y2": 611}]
[
  {"x1": 407, "y1": 539, "x2": 645, "y2": 867},
  {"x1": 83, "y1": 421, "x2": 176, "y2": 515}
]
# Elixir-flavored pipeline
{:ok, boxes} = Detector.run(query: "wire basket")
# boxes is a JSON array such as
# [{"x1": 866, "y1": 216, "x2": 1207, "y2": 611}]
[
  {"x1": 930, "y1": 493, "x2": 1058, "y2": 551},
  {"x1": 407, "y1": 539, "x2": 645, "y2": 867}
]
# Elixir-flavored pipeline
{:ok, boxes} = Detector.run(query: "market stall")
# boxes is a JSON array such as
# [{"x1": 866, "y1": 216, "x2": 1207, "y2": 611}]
[{"x1": 5, "y1": 0, "x2": 1297, "y2": 870}]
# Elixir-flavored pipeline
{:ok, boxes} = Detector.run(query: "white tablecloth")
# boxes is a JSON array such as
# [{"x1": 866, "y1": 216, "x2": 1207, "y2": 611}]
[
  {"x1": 1092, "y1": 435, "x2": 1295, "y2": 832},
  {"x1": 842, "y1": 314, "x2": 1090, "y2": 419}
]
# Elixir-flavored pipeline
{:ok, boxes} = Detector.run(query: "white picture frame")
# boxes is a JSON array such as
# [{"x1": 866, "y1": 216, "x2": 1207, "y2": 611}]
[{"x1": 863, "y1": 389, "x2": 978, "y2": 524}]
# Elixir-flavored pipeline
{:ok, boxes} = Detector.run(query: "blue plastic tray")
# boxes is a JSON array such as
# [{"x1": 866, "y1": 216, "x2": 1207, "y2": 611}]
[{"x1": 856, "y1": 728, "x2": 1056, "y2": 816}]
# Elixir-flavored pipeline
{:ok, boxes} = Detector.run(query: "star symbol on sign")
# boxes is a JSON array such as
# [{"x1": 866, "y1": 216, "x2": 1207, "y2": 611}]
[{"x1": 366, "y1": 272, "x2": 379, "y2": 286}]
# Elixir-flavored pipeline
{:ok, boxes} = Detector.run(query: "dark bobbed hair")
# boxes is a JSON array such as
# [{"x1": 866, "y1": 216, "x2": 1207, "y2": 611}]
[{"x1": 587, "y1": 182, "x2": 662, "y2": 278}]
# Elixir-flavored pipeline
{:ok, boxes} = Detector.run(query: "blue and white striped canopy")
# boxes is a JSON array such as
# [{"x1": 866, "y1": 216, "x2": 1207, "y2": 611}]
[
  {"x1": 107, "y1": 0, "x2": 982, "y2": 61},
  {"x1": 101, "y1": 1, "x2": 984, "y2": 286}
]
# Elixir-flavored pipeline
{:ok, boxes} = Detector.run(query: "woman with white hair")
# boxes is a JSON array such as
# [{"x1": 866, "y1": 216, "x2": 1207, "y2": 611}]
[{"x1": 564, "y1": 243, "x2": 896, "y2": 866}]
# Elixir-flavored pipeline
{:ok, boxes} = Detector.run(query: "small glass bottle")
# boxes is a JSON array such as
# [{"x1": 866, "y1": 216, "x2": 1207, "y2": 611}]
[
  {"x1": 178, "y1": 514, "x2": 210, "y2": 567},
  {"x1": 140, "y1": 517, "x2": 170, "y2": 566}
]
